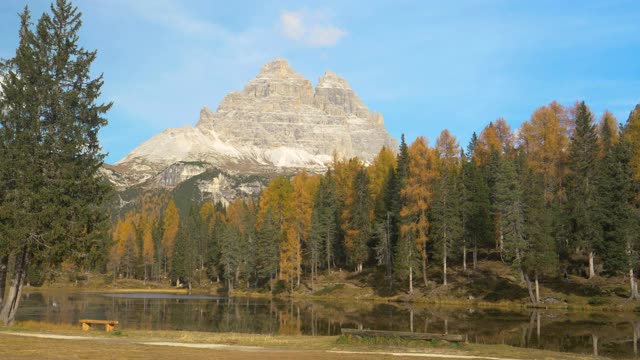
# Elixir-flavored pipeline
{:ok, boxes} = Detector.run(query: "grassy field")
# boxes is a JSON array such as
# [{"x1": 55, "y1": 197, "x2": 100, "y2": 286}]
[{"x1": 0, "y1": 322, "x2": 599, "y2": 360}]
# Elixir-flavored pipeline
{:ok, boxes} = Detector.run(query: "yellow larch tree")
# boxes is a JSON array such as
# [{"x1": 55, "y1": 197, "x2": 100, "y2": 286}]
[
  {"x1": 400, "y1": 136, "x2": 438, "y2": 286},
  {"x1": 519, "y1": 101, "x2": 571, "y2": 201},
  {"x1": 161, "y1": 200, "x2": 179, "y2": 278}
]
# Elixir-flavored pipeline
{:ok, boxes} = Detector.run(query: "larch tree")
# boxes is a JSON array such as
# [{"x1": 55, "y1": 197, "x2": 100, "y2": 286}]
[
  {"x1": 291, "y1": 172, "x2": 319, "y2": 286},
  {"x1": 399, "y1": 136, "x2": 437, "y2": 290},
  {"x1": 519, "y1": 101, "x2": 571, "y2": 202},
  {"x1": 566, "y1": 102, "x2": 602, "y2": 279},
  {"x1": 0, "y1": 1, "x2": 111, "y2": 324},
  {"x1": 431, "y1": 130, "x2": 463, "y2": 286},
  {"x1": 161, "y1": 199, "x2": 180, "y2": 278},
  {"x1": 623, "y1": 104, "x2": 640, "y2": 182},
  {"x1": 141, "y1": 217, "x2": 154, "y2": 282}
]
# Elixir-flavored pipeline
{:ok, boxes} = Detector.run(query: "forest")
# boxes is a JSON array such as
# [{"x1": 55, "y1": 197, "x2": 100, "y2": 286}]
[{"x1": 109, "y1": 101, "x2": 640, "y2": 305}]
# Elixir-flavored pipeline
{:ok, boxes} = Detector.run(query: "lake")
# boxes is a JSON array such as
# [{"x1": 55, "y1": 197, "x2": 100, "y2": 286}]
[{"x1": 15, "y1": 290, "x2": 640, "y2": 359}]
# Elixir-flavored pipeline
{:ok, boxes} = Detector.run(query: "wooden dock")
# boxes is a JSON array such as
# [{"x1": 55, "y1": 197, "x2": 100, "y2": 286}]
[{"x1": 341, "y1": 328, "x2": 465, "y2": 342}]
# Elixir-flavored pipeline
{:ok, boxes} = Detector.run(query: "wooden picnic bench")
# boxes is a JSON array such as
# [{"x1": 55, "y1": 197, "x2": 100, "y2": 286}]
[
  {"x1": 341, "y1": 328, "x2": 465, "y2": 342},
  {"x1": 79, "y1": 319, "x2": 119, "y2": 332}
]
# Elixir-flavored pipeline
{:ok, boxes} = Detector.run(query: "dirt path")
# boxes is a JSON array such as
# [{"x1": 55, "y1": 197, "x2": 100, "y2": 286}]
[{"x1": 0, "y1": 332, "x2": 517, "y2": 360}]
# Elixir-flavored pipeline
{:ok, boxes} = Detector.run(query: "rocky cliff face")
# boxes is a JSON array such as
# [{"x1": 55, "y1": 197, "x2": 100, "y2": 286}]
[{"x1": 110, "y1": 58, "x2": 397, "y2": 190}]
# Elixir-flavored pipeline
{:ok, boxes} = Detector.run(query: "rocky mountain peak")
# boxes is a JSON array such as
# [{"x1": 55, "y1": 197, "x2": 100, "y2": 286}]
[
  {"x1": 112, "y1": 58, "x2": 397, "y2": 190},
  {"x1": 256, "y1": 58, "x2": 299, "y2": 80},
  {"x1": 317, "y1": 70, "x2": 351, "y2": 90}
]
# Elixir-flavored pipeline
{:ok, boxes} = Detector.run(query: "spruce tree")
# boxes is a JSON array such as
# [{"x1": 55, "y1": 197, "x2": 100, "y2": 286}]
[
  {"x1": 494, "y1": 153, "x2": 526, "y2": 268},
  {"x1": 309, "y1": 172, "x2": 338, "y2": 283},
  {"x1": 345, "y1": 169, "x2": 372, "y2": 272},
  {"x1": 462, "y1": 147, "x2": 492, "y2": 270},
  {"x1": 0, "y1": 1, "x2": 111, "y2": 324},
  {"x1": 566, "y1": 102, "x2": 602, "y2": 279},
  {"x1": 522, "y1": 167, "x2": 557, "y2": 304}
]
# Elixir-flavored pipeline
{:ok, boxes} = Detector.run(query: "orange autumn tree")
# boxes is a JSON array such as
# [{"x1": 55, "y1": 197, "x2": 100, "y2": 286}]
[
  {"x1": 519, "y1": 101, "x2": 571, "y2": 201},
  {"x1": 161, "y1": 200, "x2": 179, "y2": 278},
  {"x1": 141, "y1": 217, "x2": 154, "y2": 282},
  {"x1": 368, "y1": 146, "x2": 397, "y2": 219},
  {"x1": 400, "y1": 136, "x2": 438, "y2": 289},
  {"x1": 290, "y1": 171, "x2": 320, "y2": 287}
]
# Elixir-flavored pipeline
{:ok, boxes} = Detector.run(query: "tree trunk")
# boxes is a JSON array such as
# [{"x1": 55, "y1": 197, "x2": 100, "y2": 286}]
[
  {"x1": 409, "y1": 266, "x2": 413, "y2": 294},
  {"x1": 523, "y1": 273, "x2": 536, "y2": 305},
  {"x1": 326, "y1": 228, "x2": 331, "y2": 275},
  {"x1": 187, "y1": 281, "x2": 192, "y2": 295},
  {"x1": 588, "y1": 251, "x2": 595, "y2": 279},
  {"x1": 473, "y1": 243, "x2": 478, "y2": 270},
  {"x1": 443, "y1": 240, "x2": 447, "y2": 286},
  {"x1": 0, "y1": 245, "x2": 29, "y2": 325},
  {"x1": 422, "y1": 254, "x2": 428, "y2": 287},
  {"x1": 631, "y1": 269, "x2": 639, "y2": 300},
  {"x1": 462, "y1": 245, "x2": 467, "y2": 273},
  {"x1": 0, "y1": 255, "x2": 8, "y2": 306},
  {"x1": 534, "y1": 272, "x2": 540, "y2": 304}
]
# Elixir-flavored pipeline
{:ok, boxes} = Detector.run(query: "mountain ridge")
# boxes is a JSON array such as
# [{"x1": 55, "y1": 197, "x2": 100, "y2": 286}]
[{"x1": 107, "y1": 58, "x2": 397, "y2": 195}]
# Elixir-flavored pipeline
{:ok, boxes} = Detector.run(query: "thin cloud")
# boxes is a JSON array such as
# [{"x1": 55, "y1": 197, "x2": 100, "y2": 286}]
[
  {"x1": 280, "y1": 10, "x2": 347, "y2": 48},
  {"x1": 98, "y1": 0, "x2": 227, "y2": 37}
]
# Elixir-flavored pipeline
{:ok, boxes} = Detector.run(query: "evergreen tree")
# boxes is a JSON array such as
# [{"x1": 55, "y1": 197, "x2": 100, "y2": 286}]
[
  {"x1": 309, "y1": 172, "x2": 338, "y2": 286},
  {"x1": 522, "y1": 168, "x2": 557, "y2": 304},
  {"x1": 172, "y1": 206, "x2": 199, "y2": 293},
  {"x1": 462, "y1": 143, "x2": 492, "y2": 270},
  {"x1": 0, "y1": 1, "x2": 111, "y2": 324},
  {"x1": 344, "y1": 169, "x2": 372, "y2": 272},
  {"x1": 431, "y1": 130, "x2": 463, "y2": 285},
  {"x1": 494, "y1": 153, "x2": 526, "y2": 268},
  {"x1": 566, "y1": 102, "x2": 602, "y2": 279},
  {"x1": 599, "y1": 132, "x2": 639, "y2": 298},
  {"x1": 255, "y1": 209, "x2": 280, "y2": 291}
]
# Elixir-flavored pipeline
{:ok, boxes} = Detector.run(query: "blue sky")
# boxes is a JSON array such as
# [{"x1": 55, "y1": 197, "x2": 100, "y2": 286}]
[{"x1": 1, "y1": 0, "x2": 639, "y2": 164}]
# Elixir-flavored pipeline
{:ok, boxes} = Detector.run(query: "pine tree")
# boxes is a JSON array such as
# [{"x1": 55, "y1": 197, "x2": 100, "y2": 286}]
[
  {"x1": 431, "y1": 130, "x2": 463, "y2": 285},
  {"x1": 494, "y1": 153, "x2": 526, "y2": 268},
  {"x1": 344, "y1": 169, "x2": 372, "y2": 272},
  {"x1": 600, "y1": 131, "x2": 639, "y2": 298},
  {"x1": 172, "y1": 206, "x2": 199, "y2": 293},
  {"x1": 566, "y1": 102, "x2": 602, "y2": 279},
  {"x1": 0, "y1": 1, "x2": 111, "y2": 324},
  {"x1": 462, "y1": 139, "x2": 492, "y2": 270},
  {"x1": 309, "y1": 172, "x2": 338, "y2": 287},
  {"x1": 256, "y1": 209, "x2": 280, "y2": 291},
  {"x1": 522, "y1": 167, "x2": 557, "y2": 304}
]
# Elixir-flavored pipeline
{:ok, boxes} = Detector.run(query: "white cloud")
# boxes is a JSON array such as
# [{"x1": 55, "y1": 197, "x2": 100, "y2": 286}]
[{"x1": 279, "y1": 10, "x2": 347, "y2": 48}]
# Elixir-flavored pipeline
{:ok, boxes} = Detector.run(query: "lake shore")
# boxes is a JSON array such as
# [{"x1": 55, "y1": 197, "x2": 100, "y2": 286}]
[{"x1": 0, "y1": 322, "x2": 598, "y2": 360}]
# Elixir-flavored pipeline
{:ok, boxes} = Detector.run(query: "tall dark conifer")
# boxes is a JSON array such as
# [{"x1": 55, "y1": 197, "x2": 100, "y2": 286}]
[
  {"x1": 0, "y1": 1, "x2": 111, "y2": 324},
  {"x1": 566, "y1": 102, "x2": 602, "y2": 279}
]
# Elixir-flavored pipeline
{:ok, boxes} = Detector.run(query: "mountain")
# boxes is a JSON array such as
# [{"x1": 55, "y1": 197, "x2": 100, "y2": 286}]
[{"x1": 105, "y1": 58, "x2": 397, "y2": 204}]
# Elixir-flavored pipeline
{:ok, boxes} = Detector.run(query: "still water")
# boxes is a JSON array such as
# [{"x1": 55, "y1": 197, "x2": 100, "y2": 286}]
[{"x1": 15, "y1": 290, "x2": 640, "y2": 359}]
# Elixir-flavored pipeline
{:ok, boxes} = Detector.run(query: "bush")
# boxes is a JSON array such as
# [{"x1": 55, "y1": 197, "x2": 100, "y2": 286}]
[{"x1": 588, "y1": 296, "x2": 608, "y2": 306}]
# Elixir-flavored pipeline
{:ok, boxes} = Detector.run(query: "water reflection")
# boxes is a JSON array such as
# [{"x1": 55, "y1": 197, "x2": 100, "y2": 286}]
[{"x1": 16, "y1": 291, "x2": 640, "y2": 359}]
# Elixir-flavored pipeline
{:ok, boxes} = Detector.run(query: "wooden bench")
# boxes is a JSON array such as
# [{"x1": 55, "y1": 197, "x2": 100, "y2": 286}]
[
  {"x1": 341, "y1": 328, "x2": 465, "y2": 342},
  {"x1": 79, "y1": 319, "x2": 119, "y2": 332}
]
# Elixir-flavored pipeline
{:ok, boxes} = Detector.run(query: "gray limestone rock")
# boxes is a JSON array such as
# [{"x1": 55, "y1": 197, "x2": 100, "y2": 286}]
[{"x1": 110, "y1": 58, "x2": 397, "y2": 189}]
